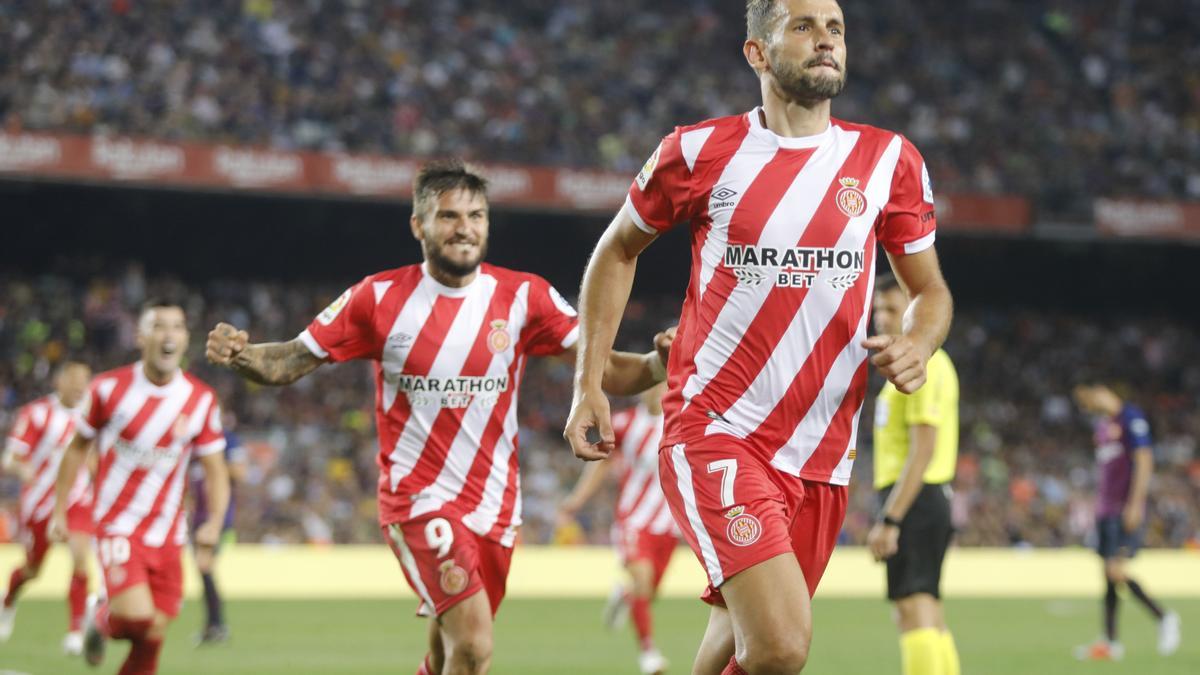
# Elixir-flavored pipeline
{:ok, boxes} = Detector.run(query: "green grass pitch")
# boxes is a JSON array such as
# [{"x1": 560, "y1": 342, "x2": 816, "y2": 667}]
[{"x1": 0, "y1": 597, "x2": 1196, "y2": 674}]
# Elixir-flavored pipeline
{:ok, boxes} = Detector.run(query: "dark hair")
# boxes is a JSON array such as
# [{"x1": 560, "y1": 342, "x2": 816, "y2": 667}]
[
  {"x1": 874, "y1": 272, "x2": 902, "y2": 294},
  {"x1": 413, "y1": 159, "x2": 489, "y2": 221},
  {"x1": 747, "y1": 0, "x2": 785, "y2": 41},
  {"x1": 140, "y1": 297, "x2": 185, "y2": 316}
]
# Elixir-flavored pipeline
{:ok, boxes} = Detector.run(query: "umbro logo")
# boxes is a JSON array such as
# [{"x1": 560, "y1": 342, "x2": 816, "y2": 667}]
[{"x1": 711, "y1": 187, "x2": 738, "y2": 201}]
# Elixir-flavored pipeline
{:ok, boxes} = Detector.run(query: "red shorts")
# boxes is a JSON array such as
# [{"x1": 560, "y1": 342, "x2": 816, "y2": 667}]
[
  {"x1": 659, "y1": 437, "x2": 848, "y2": 605},
  {"x1": 615, "y1": 526, "x2": 678, "y2": 588},
  {"x1": 22, "y1": 503, "x2": 94, "y2": 567},
  {"x1": 96, "y1": 536, "x2": 184, "y2": 618},
  {"x1": 383, "y1": 512, "x2": 514, "y2": 618}
]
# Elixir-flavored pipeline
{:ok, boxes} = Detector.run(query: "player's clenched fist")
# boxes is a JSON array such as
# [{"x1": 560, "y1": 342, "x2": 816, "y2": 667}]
[
  {"x1": 862, "y1": 334, "x2": 932, "y2": 394},
  {"x1": 564, "y1": 388, "x2": 615, "y2": 462},
  {"x1": 206, "y1": 322, "x2": 249, "y2": 366}
]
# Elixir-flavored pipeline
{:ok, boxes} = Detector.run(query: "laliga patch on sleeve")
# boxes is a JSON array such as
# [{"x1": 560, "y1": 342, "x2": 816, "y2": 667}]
[
  {"x1": 317, "y1": 288, "x2": 353, "y2": 326},
  {"x1": 635, "y1": 143, "x2": 662, "y2": 191},
  {"x1": 921, "y1": 162, "x2": 934, "y2": 204},
  {"x1": 548, "y1": 285, "x2": 578, "y2": 318}
]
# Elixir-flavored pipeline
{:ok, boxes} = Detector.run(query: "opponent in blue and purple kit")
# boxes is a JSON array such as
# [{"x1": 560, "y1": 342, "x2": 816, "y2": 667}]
[
  {"x1": 189, "y1": 424, "x2": 247, "y2": 645},
  {"x1": 1072, "y1": 382, "x2": 1180, "y2": 661}
]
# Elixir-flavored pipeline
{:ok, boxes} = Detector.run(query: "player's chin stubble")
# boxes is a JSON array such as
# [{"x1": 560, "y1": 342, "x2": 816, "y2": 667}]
[
  {"x1": 772, "y1": 58, "x2": 847, "y2": 103},
  {"x1": 426, "y1": 239, "x2": 487, "y2": 278}
]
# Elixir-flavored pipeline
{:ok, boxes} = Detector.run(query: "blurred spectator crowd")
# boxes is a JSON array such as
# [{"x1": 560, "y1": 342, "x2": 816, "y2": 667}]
[
  {"x1": 2, "y1": 0, "x2": 1199, "y2": 220},
  {"x1": 2, "y1": 264, "x2": 1198, "y2": 551}
]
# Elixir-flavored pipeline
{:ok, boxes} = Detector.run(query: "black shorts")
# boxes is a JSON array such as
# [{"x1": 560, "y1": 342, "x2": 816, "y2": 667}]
[
  {"x1": 1096, "y1": 515, "x2": 1143, "y2": 559},
  {"x1": 880, "y1": 482, "x2": 954, "y2": 601}
]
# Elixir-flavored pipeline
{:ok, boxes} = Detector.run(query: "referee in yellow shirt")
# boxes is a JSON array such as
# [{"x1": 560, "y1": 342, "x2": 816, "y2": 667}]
[{"x1": 867, "y1": 274, "x2": 960, "y2": 675}]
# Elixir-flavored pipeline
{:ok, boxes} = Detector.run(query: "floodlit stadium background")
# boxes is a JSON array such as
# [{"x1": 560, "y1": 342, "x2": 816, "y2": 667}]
[{"x1": 1, "y1": 1, "x2": 1199, "y2": 673}]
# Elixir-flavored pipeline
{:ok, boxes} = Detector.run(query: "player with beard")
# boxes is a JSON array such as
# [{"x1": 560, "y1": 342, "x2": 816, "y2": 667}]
[
  {"x1": 206, "y1": 159, "x2": 671, "y2": 675},
  {"x1": 565, "y1": 1, "x2": 953, "y2": 673}
]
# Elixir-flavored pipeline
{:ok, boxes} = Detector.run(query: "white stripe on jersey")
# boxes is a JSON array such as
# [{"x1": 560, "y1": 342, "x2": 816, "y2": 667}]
[
  {"x1": 92, "y1": 381, "x2": 174, "y2": 521},
  {"x1": 714, "y1": 133, "x2": 898, "y2": 440},
  {"x1": 380, "y1": 280, "x2": 440, "y2": 412},
  {"x1": 671, "y1": 444, "x2": 723, "y2": 586},
  {"x1": 389, "y1": 274, "x2": 501, "y2": 492},
  {"x1": 461, "y1": 349, "x2": 526, "y2": 539},
  {"x1": 680, "y1": 127, "x2": 716, "y2": 172},
  {"x1": 683, "y1": 127, "x2": 863, "y2": 420},
  {"x1": 19, "y1": 407, "x2": 70, "y2": 522},
  {"x1": 142, "y1": 392, "x2": 213, "y2": 546}
]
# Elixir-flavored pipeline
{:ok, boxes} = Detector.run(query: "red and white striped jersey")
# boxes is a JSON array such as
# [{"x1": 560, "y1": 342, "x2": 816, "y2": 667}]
[
  {"x1": 627, "y1": 108, "x2": 938, "y2": 486},
  {"x1": 301, "y1": 262, "x2": 579, "y2": 547},
  {"x1": 77, "y1": 363, "x2": 225, "y2": 548},
  {"x1": 4, "y1": 395, "x2": 90, "y2": 524},
  {"x1": 610, "y1": 405, "x2": 677, "y2": 536}
]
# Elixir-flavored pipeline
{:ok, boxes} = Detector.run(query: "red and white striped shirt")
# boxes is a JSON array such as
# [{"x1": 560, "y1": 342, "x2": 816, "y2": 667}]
[
  {"x1": 627, "y1": 108, "x2": 938, "y2": 485},
  {"x1": 77, "y1": 363, "x2": 225, "y2": 548},
  {"x1": 301, "y1": 262, "x2": 579, "y2": 547},
  {"x1": 611, "y1": 405, "x2": 677, "y2": 536},
  {"x1": 5, "y1": 395, "x2": 90, "y2": 524}
]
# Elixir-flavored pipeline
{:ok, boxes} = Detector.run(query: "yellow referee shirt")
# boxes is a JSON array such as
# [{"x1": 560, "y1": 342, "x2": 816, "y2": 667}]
[{"x1": 873, "y1": 348, "x2": 958, "y2": 490}]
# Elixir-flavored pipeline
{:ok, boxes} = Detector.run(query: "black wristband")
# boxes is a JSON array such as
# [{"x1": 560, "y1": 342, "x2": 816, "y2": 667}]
[{"x1": 880, "y1": 514, "x2": 902, "y2": 528}]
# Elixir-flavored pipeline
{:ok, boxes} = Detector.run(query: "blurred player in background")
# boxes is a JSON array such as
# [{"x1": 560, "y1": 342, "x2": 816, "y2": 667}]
[
  {"x1": 206, "y1": 159, "x2": 669, "y2": 675},
  {"x1": 559, "y1": 380, "x2": 676, "y2": 675},
  {"x1": 866, "y1": 274, "x2": 960, "y2": 675},
  {"x1": 0, "y1": 361, "x2": 94, "y2": 655},
  {"x1": 51, "y1": 299, "x2": 230, "y2": 674},
  {"x1": 190, "y1": 415, "x2": 248, "y2": 645},
  {"x1": 1072, "y1": 382, "x2": 1180, "y2": 661},
  {"x1": 565, "y1": 0, "x2": 954, "y2": 671}
]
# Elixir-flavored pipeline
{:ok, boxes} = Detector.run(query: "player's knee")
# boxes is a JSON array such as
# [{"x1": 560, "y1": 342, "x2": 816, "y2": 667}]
[
  {"x1": 147, "y1": 613, "x2": 171, "y2": 641},
  {"x1": 740, "y1": 635, "x2": 810, "y2": 674},
  {"x1": 449, "y1": 634, "x2": 493, "y2": 674}
]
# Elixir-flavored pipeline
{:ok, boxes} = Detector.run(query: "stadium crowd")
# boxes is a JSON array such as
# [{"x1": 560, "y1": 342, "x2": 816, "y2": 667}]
[
  {"x1": 2, "y1": 1, "x2": 1198, "y2": 220},
  {"x1": 2, "y1": 264, "x2": 1198, "y2": 551}
]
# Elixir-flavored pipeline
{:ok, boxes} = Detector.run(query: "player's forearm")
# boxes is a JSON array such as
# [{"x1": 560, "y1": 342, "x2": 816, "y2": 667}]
[
  {"x1": 230, "y1": 339, "x2": 323, "y2": 385},
  {"x1": 601, "y1": 351, "x2": 665, "y2": 396},
  {"x1": 575, "y1": 231, "x2": 639, "y2": 392},
  {"x1": 902, "y1": 279, "x2": 953, "y2": 359},
  {"x1": 882, "y1": 425, "x2": 937, "y2": 520},
  {"x1": 1128, "y1": 448, "x2": 1153, "y2": 509},
  {"x1": 563, "y1": 460, "x2": 611, "y2": 511},
  {"x1": 201, "y1": 456, "x2": 231, "y2": 529},
  {"x1": 53, "y1": 435, "x2": 90, "y2": 516}
]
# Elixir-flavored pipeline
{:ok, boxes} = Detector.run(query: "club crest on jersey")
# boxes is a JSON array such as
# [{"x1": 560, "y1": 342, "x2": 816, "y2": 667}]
[
  {"x1": 836, "y1": 177, "x2": 867, "y2": 218},
  {"x1": 487, "y1": 319, "x2": 511, "y2": 354},
  {"x1": 439, "y1": 560, "x2": 469, "y2": 595},
  {"x1": 726, "y1": 510, "x2": 762, "y2": 547},
  {"x1": 317, "y1": 288, "x2": 352, "y2": 326}
]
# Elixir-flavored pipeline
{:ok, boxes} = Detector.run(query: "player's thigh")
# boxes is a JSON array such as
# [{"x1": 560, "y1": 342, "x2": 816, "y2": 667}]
[
  {"x1": 97, "y1": 535, "x2": 153, "y2": 619},
  {"x1": 108, "y1": 583, "x2": 156, "y2": 620},
  {"x1": 692, "y1": 605, "x2": 736, "y2": 675},
  {"x1": 384, "y1": 515, "x2": 497, "y2": 618},
  {"x1": 720, "y1": 553, "x2": 813, "y2": 657},
  {"x1": 788, "y1": 479, "x2": 848, "y2": 597},
  {"x1": 887, "y1": 485, "x2": 950, "y2": 603},
  {"x1": 658, "y1": 440, "x2": 793, "y2": 595},
  {"x1": 22, "y1": 518, "x2": 52, "y2": 571},
  {"x1": 438, "y1": 589, "x2": 494, "y2": 656},
  {"x1": 146, "y1": 544, "x2": 185, "y2": 619}
]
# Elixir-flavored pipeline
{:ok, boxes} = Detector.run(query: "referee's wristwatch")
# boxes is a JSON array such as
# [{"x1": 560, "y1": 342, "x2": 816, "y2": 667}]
[{"x1": 879, "y1": 514, "x2": 902, "y2": 528}]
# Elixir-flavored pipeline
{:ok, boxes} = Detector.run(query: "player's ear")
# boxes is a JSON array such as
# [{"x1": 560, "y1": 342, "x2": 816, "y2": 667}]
[
  {"x1": 744, "y1": 39, "x2": 768, "y2": 73},
  {"x1": 409, "y1": 213, "x2": 426, "y2": 242}
]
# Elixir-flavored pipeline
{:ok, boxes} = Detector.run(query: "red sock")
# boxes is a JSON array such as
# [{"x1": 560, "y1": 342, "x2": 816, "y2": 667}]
[
  {"x1": 68, "y1": 573, "x2": 88, "y2": 631},
  {"x1": 108, "y1": 616, "x2": 153, "y2": 641},
  {"x1": 118, "y1": 637, "x2": 162, "y2": 675},
  {"x1": 4, "y1": 567, "x2": 29, "y2": 608},
  {"x1": 94, "y1": 601, "x2": 112, "y2": 638},
  {"x1": 722, "y1": 656, "x2": 749, "y2": 675},
  {"x1": 628, "y1": 593, "x2": 654, "y2": 650}
]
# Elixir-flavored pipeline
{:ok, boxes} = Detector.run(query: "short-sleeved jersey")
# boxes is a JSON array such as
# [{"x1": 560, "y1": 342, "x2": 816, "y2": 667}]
[
  {"x1": 627, "y1": 108, "x2": 938, "y2": 485},
  {"x1": 872, "y1": 349, "x2": 959, "y2": 489},
  {"x1": 610, "y1": 405, "x2": 677, "y2": 536},
  {"x1": 78, "y1": 363, "x2": 225, "y2": 548},
  {"x1": 300, "y1": 262, "x2": 579, "y2": 547},
  {"x1": 1094, "y1": 403, "x2": 1153, "y2": 517},
  {"x1": 4, "y1": 395, "x2": 91, "y2": 523}
]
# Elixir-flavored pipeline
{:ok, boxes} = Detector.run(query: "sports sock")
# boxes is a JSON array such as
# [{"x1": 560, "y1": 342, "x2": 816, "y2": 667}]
[
  {"x1": 201, "y1": 571, "x2": 224, "y2": 628},
  {"x1": 901, "y1": 627, "x2": 946, "y2": 675},
  {"x1": 941, "y1": 630, "x2": 960, "y2": 675},
  {"x1": 628, "y1": 593, "x2": 654, "y2": 650},
  {"x1": 4, "y1": 567, "x2": 29, "y2": 608},
  {"x1": 1104, "y1": 579, "x2": 1119, "y2": 642},
  {"x1": 118, "y1": 637, "x2": 162, "y2": 675},
  {"x1": 68, "y1": 572, "x2": 88, "y2": 631},
  {"x1": 721, "y1": 656, "x2": 749, "y2": 675},
  {"x1": 1125, "y1": 578, "x2": 1166, "y2": 621}
]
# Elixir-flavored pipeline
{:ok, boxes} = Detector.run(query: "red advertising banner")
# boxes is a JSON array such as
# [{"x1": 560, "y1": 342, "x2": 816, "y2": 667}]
[
  {"x1": 0, "y1": 131, "x2": 1031, "y2": 232},
  {"x1": 1095, "y1": 198, "x2": 1200, "y2": 241}
]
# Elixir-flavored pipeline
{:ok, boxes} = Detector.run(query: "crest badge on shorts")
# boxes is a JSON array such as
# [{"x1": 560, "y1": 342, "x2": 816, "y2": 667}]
[
  {"x1": 836, "y1": 177, "x2": 867, "y2": 218},
  {"x1": 487, "y1": 319, "x2": 511, "y2": 354},
  {"x1": 438, "y1": 560, "x2": 469, "y2": 595},
  {"x1": 724, "y1": 505, "x2": 762, "y2": 547}
]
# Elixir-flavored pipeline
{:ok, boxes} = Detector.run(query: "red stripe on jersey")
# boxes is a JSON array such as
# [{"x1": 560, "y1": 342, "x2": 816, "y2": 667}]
[
  {"x1": 751, "y1": 236, "x2": 877, "y2": 453},
  {"x1": 800, "y1": 359, "x2": 870, "y2": 478},
  {"x1": 695, "y1": 141, "x2": 883, "y2": 421},
  {"x1": 487, "y1": 431, "x2": 522, "y2": 540},
  {"x1": 663, "y1": 147, "x2": 813, "y2": 426},
  {"x1": 116, "y1": 395, "x2": 164, "y2": 443},
  {"x1": 128, "y1": 459, "x2": 188, "y2": 542},
  {"x1": 95, "y1": 370, "x2": 136, "y2": 433},
  {"x1": 368, "y1": 270, "x2": 424, "y2": 453},
  {"x1": 394, "y1": 285, "x2": 518, "y2": 496},
  {"x1": 615, "y1": 421, "x2": 661, "y2": 522},
  {"x1": 151, "y1": 386, "x2": 205, "y2": 449}
]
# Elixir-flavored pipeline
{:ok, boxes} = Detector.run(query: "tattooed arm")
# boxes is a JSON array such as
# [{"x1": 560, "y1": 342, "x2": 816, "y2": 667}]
[{"x1": 206, "y1": 323, "x2": 324, "y2": 385}]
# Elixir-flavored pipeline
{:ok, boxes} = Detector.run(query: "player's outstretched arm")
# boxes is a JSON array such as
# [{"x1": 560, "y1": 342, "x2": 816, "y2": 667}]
[
  {"x1": 194, "y1": 451, "x2": 231, "y2": 549},
  {"x1": 863, "y1": 248, "x2": 953, "y2": 394},
  {"x1": 48, "y1": 433, "x2": 91, "y2": 541},
  {"x1": 564, "y1": 210, "x2": 658, "y2": 461},
  {"x1": 558, "y1": 460, "x2": 613, "y2": 526},
  {"x1": 206, "y1": 323, "x2": 324, "y2": 386}
]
